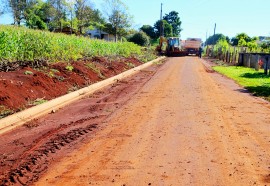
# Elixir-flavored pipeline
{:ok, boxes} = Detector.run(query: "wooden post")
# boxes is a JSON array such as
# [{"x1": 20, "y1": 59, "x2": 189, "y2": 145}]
[
  {"x1": 233, "y1": 47, "x2": 236, "y2": 63},
  {"x1": 235, "y1": 50, "x2": 239, "y2": 65},
  {"x1": 255, "y1": 54, "x2": 259, "y2": 71},
  {"x1": 247, "y1": 54, "x2": 251, "y2": 67},
  {"x1": 264, "y1": 56, "x2": 269, "y2": 75},
  {"x1": 238, "y1": 53, "x2": 242, "y2": 65}
]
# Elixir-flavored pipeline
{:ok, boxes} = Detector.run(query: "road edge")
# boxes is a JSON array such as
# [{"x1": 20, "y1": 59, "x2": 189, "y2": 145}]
[{"x1": 0, "y1": 57, "x2": 166, "y2": 134}]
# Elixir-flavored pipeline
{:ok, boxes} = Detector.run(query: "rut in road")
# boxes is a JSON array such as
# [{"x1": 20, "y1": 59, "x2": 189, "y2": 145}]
[{"x1": 36, "y1": 57, "x2": 270, "y2": 186}]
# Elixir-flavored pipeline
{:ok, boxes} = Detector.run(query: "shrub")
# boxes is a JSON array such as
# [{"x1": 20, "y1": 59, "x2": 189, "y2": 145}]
[{"x1": 128, "y1": 31, "x2": 150, "y2": 46}]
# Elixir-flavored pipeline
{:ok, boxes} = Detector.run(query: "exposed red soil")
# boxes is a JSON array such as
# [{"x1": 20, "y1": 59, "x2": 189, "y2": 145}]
[
  {"x1": 0, "y1": 61, "x2": 163, "y2": 185},
  {"x1": 0, "y1": 57, "x2": 142, "y2": 116},
  {"x1": 0, "y1": 57, "x2": 270, "y2": 185}
]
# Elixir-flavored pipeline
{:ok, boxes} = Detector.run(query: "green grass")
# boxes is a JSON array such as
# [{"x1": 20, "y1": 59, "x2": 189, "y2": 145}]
[
  {"x1": 28, "y1": 98, "x2": 48, "y2": 106},
  {"x1": 213, "y1": 66, "x2": 270, "y2": 100},
  {"x1": 0, "y1": 25, "x2": 143, "y2": 63},
  {"x1": 85, "y1": 62, "x2": 105, "y2": 79},
  {"x1": 0, "y1": 105, "x2": 14, "y2": 119}
]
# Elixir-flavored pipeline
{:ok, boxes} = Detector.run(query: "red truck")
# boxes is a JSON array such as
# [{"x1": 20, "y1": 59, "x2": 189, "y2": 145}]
[{"x1": 182, "y1": 38, "x2": 202, "y2": 56}]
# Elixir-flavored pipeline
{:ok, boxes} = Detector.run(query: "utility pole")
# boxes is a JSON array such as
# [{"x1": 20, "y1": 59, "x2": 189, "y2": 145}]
[
  {"x1": 214, "y1": 23, "x2": 216, "y2": 36},
  {"x1": 160, "y1": 3, "x2": 164, "y2": 36},
  {"x1": 205, "y1": 31, "x2": 208, "y2": 46}
]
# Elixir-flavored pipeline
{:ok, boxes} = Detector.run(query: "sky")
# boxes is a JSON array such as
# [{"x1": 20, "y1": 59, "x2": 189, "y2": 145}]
[
  {"x1": 92, "y1": 0, "x2": 270, "y2": 41},
  {"x1": 1, "y1": 0, "x2": 270, "y2": 41}
]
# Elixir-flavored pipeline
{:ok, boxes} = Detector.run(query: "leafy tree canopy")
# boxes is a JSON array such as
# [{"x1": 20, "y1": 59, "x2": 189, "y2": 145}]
[
  {"x1": 154, "y1": 20, "x2": 173, "y2": 38},
  {"x1": 163, "y1": 11, "x2": 182, "y2": 37},
  {"x1": 140, "y1": 25, "x2": 156, "y2": 39},
  {"x1": 102, "y1": 0, "x2": 131, "y2": 41},
  {"x1": 231, "y1": 33, "x2": 254, "y2": 46},
  {"x1": 128, "y1": 31, "x2": 150, "y2": 46},
  {"x1": 205, "y1": 33, "x2": 229, "y2": 45}
]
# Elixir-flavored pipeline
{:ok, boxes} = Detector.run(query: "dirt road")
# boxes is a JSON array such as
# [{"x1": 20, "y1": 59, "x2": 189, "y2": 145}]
[
  {"x1": 1, "y1": 57, "x2": 270, "y2": 185},
  {"x1": 32, "y1": 57, "x2": 269, "y2": 186}
]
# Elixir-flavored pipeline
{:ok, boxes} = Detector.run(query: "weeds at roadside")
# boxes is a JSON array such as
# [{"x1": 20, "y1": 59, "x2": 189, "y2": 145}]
[
  {"x1": 137, "y1": 47, "x2": 157, "y2": 63},
  {"x1": 68, "y1": 84, "x2": 80, "y2": 93},
  {"x1": 125, "y1": 62, "x2": 135, "y2": 69},
  {"x1": 86, "y1": 62, "x2": 105, "y2": 79},
  {"x1": 48, "y1": 68, "x2": 60, "y2": 77},
  {"x1": 153, "y1": 59, "x2": 165, "y2": 65},
  {"x1": 65, "y1": 64, "x2": 74, "y2": 71},
  {"x1": 28, "y1": 98, "x2": 48, "y2": 106},
  {"x1": 0, "y1": 105, "x2": 14, "y2": 119},
  {"x1": 24, "y1": 70, "x2": 33, "y2": 75},
  {"x1": 211, "y1": 59, "x2": 228, "y2": 66}
]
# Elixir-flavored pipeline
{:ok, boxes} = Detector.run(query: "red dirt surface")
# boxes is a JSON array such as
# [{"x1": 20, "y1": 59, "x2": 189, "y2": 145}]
[
  {"x1": 0, "y1": 57, "x2": 142, "y2": 115},
  {"x1": 1, "y1": 57, "x2": 270, "y2": 186},
  {"x1": 0, "y1": 61, "x2": 162, "y2": 185}
]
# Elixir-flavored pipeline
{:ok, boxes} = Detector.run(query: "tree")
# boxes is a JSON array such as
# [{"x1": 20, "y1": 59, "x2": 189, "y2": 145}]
[
  {"x1": 0, "y1": 0, "x2": 5, "y2": 16},
  {"x1": 102, "y1": 0, "x2": 131, "y2": 42},
  {"x1": 214, "y1": 38, "x2": 229, "y2": 54},
  {"x1": 24, "y1": 0, "x2": 50, "y2": 30},
  {"x1": 231, "y1": 33, "x2": 251, "y2": 46},
  {"x1": 8, "y1": 0, "x2": 27, "y2": 25},
  {"x1": 128, "y1": 31, "x2": 150, "y2": 46},
  {"x1": 238, "y1": 38, "x2": 247, "y2": 47},
  {"x1": 205, "y1": 33, "x2": 229, "y2": 45},
  {"x1": 140, "y1": 25, "x2": 156, "y2": 39},
  {"x1": 247, "y1": 40, "x2": 258, "y2": 52},
  {"x1": 47, "y1": 0, "x2": 68, "y2": 30},
  {"x1": 154, "y1": 20, "x2": 173, "y2": 37},
  {"x1": 163, "y1": 11, "x2": 182, "y2": 37}
]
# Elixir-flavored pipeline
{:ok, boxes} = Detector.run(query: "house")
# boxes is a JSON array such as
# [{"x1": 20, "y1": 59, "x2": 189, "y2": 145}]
[
  {"x1": 53, "y1": 27, "x2": 79, "y2": 35},
  {"x1": 85, "y1": 28, "x2": 115, "y2": 41}
]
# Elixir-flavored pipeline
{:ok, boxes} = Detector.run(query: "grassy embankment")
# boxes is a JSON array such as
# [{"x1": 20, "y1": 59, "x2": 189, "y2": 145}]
[
  {"x1": 0, "y1": 25, "x2": 156, "y2": 63},
  {"x1": 213, "y1": 66, "x2": 270, "y2": 101},
  {"x1": 0, "y1": 25, "x2": 158, "y2": 118}
]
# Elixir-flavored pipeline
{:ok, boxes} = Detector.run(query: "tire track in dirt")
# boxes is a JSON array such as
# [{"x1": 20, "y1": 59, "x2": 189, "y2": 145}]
[
  {"x1": 0, "y1": 63, "x2": 164, "y2": 185},
  {"x1": 35, "y1": 57, "x2": 270, "y2": 186}
]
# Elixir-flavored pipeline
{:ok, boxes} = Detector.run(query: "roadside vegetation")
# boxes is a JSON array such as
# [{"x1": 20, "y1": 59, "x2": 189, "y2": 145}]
[
  {"x1": 205, "y1": 33, "x2": 270, "y2": 55},
  {"x1": 0, "y1": 25, "x2": 143, "y2": 63},
  {"x1": 213, "y1": 66, "x2": 270, "y2": 101}
]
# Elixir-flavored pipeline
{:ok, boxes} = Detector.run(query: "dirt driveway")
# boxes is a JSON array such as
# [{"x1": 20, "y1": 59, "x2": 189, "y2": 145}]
[{"x1": 1, "y1": 57, "x2": 270, "y2": 185}]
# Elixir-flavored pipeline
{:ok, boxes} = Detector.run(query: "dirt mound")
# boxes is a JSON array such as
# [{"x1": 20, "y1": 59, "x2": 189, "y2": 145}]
[{"x1": 0, "y1": 57, "x2": 142, "y2": 117}]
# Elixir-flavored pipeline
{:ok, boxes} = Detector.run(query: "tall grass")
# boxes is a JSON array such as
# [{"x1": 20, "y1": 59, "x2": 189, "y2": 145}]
[{"x1": 0, "y1": 25, "x2": 142, "y2": 63}]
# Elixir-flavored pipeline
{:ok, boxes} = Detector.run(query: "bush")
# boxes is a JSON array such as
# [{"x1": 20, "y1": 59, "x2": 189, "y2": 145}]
[{"x1": 128, "y1": 31, "x2": 150, "y2": 46}]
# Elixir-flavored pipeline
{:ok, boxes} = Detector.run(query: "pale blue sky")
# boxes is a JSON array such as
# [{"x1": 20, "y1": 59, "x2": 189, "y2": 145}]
[
  {"x1": 1, "y1": 0, "x2": 270, "y2": 41},
  {"x1": 93, "y1": 0, "x2": 270, "y2": 40}
]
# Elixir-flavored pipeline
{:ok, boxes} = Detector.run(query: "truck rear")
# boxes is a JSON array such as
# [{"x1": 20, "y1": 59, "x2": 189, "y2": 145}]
[{"x1": 183, "y1": 38, "x2": 202, "y2": 56}]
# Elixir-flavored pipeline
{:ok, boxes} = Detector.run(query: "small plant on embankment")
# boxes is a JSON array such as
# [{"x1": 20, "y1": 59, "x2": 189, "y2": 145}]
[
  {"x1": 65, "y1": 64, "x2": 74, "y2": 71},
  {"x1": 24, "y1": 70, "x2": 33, "y2": 75},
  {"x1": 85, "y1": 63, "x2": 105, "y2": 79},
  {"x1": 28, "y1": 98, "x2": 48, "y2": 106},
  {"x1": 0, "y1": 105, "x2": 13, "y2": 119},
  {"x1": 213, "y1": 66, "x2": 270, "y2": 101},
  {"x1": 0, "y1": 25, "x2": 144, "y2": 64}
]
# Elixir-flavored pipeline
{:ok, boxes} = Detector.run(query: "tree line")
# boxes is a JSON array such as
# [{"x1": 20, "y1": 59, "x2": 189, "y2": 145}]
[
  {"x1": 205, "y1": 33, "x2": 270, "y2": 53},
  {"x1": 0, "y1": 0, "x2": 133, "y2": 42},
  {"x1": 127, "y1": 10, "x2": 182, "y2": 47},
  {"x1": 0, "y1": 0, "x2": 183, "y2": 46},
  {"x1": 140, "y1": 10, "x2": 182, "y2": 40}
]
